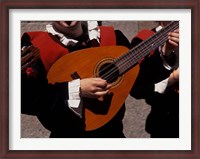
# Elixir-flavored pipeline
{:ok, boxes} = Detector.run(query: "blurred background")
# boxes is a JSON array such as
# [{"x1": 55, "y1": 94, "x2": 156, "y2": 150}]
[{"x1": 21, "y1": 21, "x2": 158, "y2": 138}]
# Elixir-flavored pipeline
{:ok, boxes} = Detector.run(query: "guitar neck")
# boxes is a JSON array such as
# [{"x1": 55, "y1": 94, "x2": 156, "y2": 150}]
[{"x1": 114, "y1": 21, "x2": 179, "y2": 75}]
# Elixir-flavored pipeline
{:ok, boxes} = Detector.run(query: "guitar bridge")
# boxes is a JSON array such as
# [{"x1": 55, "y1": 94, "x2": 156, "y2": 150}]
[{"x1": 71, "y1": 71, "x2": 81, "y2": 79}]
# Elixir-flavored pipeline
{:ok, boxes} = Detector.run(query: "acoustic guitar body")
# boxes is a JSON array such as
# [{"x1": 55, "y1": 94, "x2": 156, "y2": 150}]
[{"x1": 47, "y1": 46, "x2": 139, "y2": 131}]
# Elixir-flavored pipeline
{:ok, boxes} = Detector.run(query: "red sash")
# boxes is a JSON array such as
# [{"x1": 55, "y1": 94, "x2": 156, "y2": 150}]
[{"x1": 26, "y1": 26, "x2": 116, "y2": 72}]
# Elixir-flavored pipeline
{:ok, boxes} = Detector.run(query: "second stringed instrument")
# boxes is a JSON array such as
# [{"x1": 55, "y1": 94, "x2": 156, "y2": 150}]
[{"x1": 47, "y1": 21, "x2": 179, "y2": 131}]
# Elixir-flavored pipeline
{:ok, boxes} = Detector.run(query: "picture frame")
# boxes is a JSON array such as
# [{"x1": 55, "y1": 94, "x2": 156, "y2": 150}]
[{"x1": 1, "y1": 0, "x2": 199, "y2": 158}]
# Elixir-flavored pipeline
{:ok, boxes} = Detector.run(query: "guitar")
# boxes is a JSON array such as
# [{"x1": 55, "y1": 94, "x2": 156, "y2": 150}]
[
  {"x1": 47, "y1": 21, "x2": 179, "y2": 131},
  {"x1": 21, "y1": 45, "x2": 40, "y2": 74}
]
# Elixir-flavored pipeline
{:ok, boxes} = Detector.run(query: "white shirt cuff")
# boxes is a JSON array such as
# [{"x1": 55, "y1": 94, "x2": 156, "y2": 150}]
[
  {"x1": 154, "y1": 78, "x2": 169, "y2": 94},
  {"x1": 68, "y1": 79, "x2": 81, "y2": 108}
]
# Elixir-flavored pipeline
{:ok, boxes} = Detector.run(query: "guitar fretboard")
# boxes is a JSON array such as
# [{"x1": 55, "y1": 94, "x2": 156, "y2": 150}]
[{"x1": 114, "y1": 21, "x2": 179, "y2": 75}]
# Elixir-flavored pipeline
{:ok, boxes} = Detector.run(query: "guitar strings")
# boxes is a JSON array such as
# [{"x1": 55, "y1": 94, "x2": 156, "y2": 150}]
[
  {"x1": 98, "y1": 22, "x2": 178, "y2": 82},
  {"x1": 108, "y1": 21, "x2": 179, "y2": 82},
  {"x1": 98, "y1": 27, "x2": 170, "y2": 81},
  {"x1": 97, "y1": 21, "x2": 179, "y2": 82},
  {"x1": 103, "y1": 37, "x2": 166, "y2": 82},
  {"x1": 106, "y1": 22, "x2": 178, "y2": 82}
]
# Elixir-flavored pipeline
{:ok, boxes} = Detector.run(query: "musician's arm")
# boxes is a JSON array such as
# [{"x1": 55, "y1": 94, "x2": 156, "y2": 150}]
[
  {"x1": 67, "y1": 29, "x2": 130, "y2": 107},
  {"x1": 21, "y1": 60, "x2": 83, "y2": 118},
  {"x1": 154, "y1": 68, "x2": 179, "y2": 94},
  {"x1": 154, "y1": 28, "x2": 179, "y2": 93},
  {"x1": 21, "y1": 33, "x2": 82, "y2": 117},
  {"x1": 159, "y1": 28, "x2": 179, "y2": 70},
  {"x1": 166, "y1": 68, "x2": 179, "y2": 88},
  {"x1": 21, "y1": 68, "x2": 70, "y2": 116}
]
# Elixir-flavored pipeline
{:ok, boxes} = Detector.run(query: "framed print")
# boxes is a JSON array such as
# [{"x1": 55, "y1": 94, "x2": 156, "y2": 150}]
[{"x1": 1, "y1": 0, "x2": 199, "y2": 158}]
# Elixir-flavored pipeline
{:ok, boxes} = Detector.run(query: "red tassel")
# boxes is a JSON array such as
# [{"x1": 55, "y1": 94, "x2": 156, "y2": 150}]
[{"x1": 26, "y1": 67, "x2": 36, "y2": 78}]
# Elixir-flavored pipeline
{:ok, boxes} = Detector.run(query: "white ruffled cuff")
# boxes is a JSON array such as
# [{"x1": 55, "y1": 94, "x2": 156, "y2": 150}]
[{"x1": 68, "y1": 79, "x2": 81, "y2": 108}]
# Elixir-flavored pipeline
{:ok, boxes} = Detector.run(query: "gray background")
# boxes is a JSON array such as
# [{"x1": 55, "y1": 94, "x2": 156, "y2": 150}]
[{"x1": 21, "y1": 21, "x2": 158, "y2": 138}]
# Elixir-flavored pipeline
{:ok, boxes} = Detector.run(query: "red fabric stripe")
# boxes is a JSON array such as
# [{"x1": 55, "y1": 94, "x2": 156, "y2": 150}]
[
  {"x1": 135, "y1": 29, "x2": 155, "y2": 41},
  {"x1": 99, "y1": 26, "x2": 116, "y2": 46},
  {"x1": 28, "y1": 32, "x2": 69, "y2": 72}
]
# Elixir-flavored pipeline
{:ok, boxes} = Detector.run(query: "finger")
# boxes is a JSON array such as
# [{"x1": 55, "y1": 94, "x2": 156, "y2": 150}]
[
  {"x1": 94, "y1": 78, "x2": 108, "y2": 88},
  {"x1": 168, "y1": 35, "x2": 179, "y2": 43},
  {"x1": 94, "y1": 90, "x2": 109, "y2": 98},
  {"x1": 21, "y1": 52, "x2": 34, "y2": 65},
  {"x1": 168, "y1": 30, "x2": 179, "y2": 38},
  {"x1": 107, "y1": 83, "x2": 112, "y2": 89},
  {"x1": 169, "y1": 39, "x2": 179, "y2": 46},
  {"x1": 169, "y1": 33, "x2": 179, "y2": 39},
  {"x1": 169, "y1": 35, "x2": 179, "y2": 43},
  {"x1": 92, "y1": 84, "x2": 111, "y2": 92},
  {"x1": 174, "y1": 29, "x2": 179, "y2": 33},
  {"x1": 168, "y1": 39, "x2": 179, "y2": 47},
  {"x1": 170, "y1": 29, "x2": 179, "y2": 34}
]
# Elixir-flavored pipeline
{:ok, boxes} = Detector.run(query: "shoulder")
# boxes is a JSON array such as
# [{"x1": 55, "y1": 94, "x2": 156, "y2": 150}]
[{"x1": 114, "y1": 30, "x2": 130, "y2": 48}]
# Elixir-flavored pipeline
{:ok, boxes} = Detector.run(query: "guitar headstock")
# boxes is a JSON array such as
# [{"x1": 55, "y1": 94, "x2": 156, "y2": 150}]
[{"x1": 21, "y1": 45, "x2": 40, "y2": 73}]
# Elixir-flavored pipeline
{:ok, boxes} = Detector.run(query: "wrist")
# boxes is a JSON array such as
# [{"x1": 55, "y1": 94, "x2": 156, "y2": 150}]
[
  {"x1": 160, "y1": 49, "x2": 176, "y2": 70},
  {"x1": 172, "y1": 70, "x2": 179, "y2": 81}
]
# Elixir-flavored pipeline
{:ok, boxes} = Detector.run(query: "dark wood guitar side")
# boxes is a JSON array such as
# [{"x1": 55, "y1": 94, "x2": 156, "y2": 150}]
[{"x1": 47, "y1": 21, "x2": 179, "y2": 131}]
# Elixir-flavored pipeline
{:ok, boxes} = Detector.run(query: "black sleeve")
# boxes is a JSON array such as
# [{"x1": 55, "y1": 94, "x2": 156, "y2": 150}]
[
  {"x1": 21, "y1": 33, "x2": 32, "y2": 47},
  {"x1": 21, "y1": 69, "x2": 69, "y2": 116},
  {"x1": 21, "y1": 33, "x2": 69, "y2": 116},
  {"x1": 129, "y1": 36, "x2": 172, "y2": 99},
  {"x1": 115, "y1": 30, "x2": 130, "y2": 48}
]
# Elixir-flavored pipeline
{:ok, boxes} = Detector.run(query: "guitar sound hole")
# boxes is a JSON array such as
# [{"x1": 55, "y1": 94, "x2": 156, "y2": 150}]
[{"x1": 99, "y1": 63, "x2": 119, "y2": 83}]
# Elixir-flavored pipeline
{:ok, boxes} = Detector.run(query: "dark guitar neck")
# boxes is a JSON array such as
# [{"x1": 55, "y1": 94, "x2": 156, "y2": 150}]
[{"x1": 114, "y1": 21, "x2": 179, "y2": 76}]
